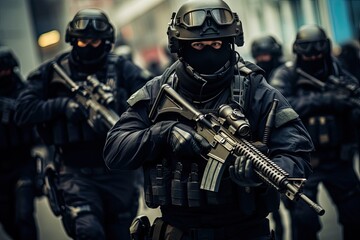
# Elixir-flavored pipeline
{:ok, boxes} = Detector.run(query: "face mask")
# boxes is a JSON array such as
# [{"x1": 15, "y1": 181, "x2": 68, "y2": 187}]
[
  {"x1": 0, "y1": 75, "x2": 15, "y2": 94},
  {"x1": 182, "y1": 43, "x2": 232, "y2": 74},
  {"x1": 302, "y1": 57, "x2": 324, "y2": 72},
  {"x1": 73, "y1": 42, "x2": 106, "y2": 64},
  {"x1": 299, "y1": 56, "x2": 329, "y2": 80}
]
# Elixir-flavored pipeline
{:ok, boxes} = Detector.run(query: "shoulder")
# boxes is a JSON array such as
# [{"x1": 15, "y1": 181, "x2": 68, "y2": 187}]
[
  {"x1": 239, "y1": 60, "x2": 265, "y2": 76},
  {"x1": 127, "y1": 76, "x2": 163, "y2": 106},
  {"x1": 28, "y1": 52, "x2": 70, "y2": 80},
  {"x1": 269, "y1": 61, "x2": 296, "y2": 82}
]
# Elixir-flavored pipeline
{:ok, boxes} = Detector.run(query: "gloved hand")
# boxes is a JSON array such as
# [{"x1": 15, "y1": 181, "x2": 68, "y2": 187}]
[
  {"x1": 168, "y1": 123, "x2": 211, "y2": 157},
  {"x1": 229, "y1": 155, "x2": 262, "y2": 187},
  {"x1": 322, "y1": 91, "x2": 352, "y2": 110},
  {"x1": 65, "y1": 100, "x2": 86, "y2": 122}
]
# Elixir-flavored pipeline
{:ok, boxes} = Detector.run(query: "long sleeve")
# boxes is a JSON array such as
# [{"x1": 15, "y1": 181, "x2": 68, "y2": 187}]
[{"x1": 14, "y1": 64, "x2": 69, "y2": 126}]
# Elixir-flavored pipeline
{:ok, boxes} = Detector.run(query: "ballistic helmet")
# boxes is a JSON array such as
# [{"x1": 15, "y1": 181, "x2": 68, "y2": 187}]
[
  {"x1": 65, "y1": 8, "x2": 115, "y2": 45},
  {"x1": 293, "y1": 25, "x2": 331, "y2": 57},
  {"x1": 167, "y1": 0, "x2": 244, "y2": 53},
  {"x1": 251, "y1": 35, "x2": 282, "y2": 59}
]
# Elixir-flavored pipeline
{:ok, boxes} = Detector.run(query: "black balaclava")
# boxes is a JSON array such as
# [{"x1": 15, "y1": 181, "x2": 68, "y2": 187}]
[
  {"x1": 256, "y1": 58, "x2": 281, "y2": 79},
  {"x1": 177, "y1": 39, "x2": 235, "y2": 102},
  {"x1": 71, "y1": 41, "x2": 107, "y2": 72},
  {"x1": 297, "y1": 55, "x2": 331, "y2": 81},
  {"x1": 181, "y1": 39, "x2": 233, "y2": 75},
  {"x1": 0, "y1": 69, "x2": 16, "y2": 95}
]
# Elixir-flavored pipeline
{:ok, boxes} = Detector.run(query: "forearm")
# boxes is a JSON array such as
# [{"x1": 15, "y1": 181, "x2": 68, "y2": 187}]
[
  {"x1": 103, "y1": 105, "x2": 174, "y2": 170},
  {"x1": 268, "y1": 120, "x2": 313, "y2": 178},
  {"x1": 15, "y1": 90, "x2": 69, "y2": 126}
]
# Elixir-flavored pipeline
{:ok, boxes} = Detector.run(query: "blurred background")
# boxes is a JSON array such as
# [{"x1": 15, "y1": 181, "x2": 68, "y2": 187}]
[
  {"x1": 0, "y1": 0, "x2": 359, "y2": 239},
  {"x1": 0, "y1": 0, "x2": 359, "y2": 77}
]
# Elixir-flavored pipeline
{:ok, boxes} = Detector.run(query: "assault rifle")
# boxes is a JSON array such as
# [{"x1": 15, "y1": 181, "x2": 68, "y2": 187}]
[
  {"x1": 149, "y1": 84, "x2": 325, "y2": 216},
  {"x1": 0, "y1": 97, "x2": 16, "y2": 124},
  {"x1": 296, "y1": 68, "x2": 360, "y2": 108},
  {"x1": 52, "y1": 62, "x2": 119, "y2": 130}
]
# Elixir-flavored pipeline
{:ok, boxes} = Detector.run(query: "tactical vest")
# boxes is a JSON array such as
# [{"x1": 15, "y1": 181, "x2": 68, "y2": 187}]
[
  {"x1": 37, "y1": 54, "x2": 118, "y2": 145},
  {"x1": 294, "y1": 62, "x2": 344, "y2": 150},
  {"x1": 144, "y1": 60, "x2": 279, "y2": 216}
]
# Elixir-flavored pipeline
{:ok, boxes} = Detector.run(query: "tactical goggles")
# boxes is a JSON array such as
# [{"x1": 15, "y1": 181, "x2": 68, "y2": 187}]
[
  {"x1": 295, "y1": 40, "x2": 328, "y2": 55},
  {"x1": 73, "y1": 19, "x2": 109, "y2": 31},
  {"x1": 182, "y1": 8, "x2": 234, "y2": 27}
]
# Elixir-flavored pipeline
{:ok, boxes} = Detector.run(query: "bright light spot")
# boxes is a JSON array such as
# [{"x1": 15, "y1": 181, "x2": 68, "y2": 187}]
[{"x1": 38, "y1": 30, "x2": 60, "y2": 47}]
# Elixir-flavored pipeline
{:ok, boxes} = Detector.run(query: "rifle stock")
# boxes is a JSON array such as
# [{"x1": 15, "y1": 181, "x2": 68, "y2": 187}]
[
  {"x1": 52, "y1": 62, "x2": 119, "y2": 130},
  {"x1": 149, "y1": 84, "x2": 325, "y2": 216}
]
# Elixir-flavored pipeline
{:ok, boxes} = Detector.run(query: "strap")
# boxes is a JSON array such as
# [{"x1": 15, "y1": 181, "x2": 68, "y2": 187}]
[
  {"x1": 106, "y1": 54, "x2": 118, "y2": 87},
  {"x1": 232, "y1": 61, "x2": 263, "y2": 113},
  {"x1": 160, "y1": 60, "x2": 181, "y2": 87}
]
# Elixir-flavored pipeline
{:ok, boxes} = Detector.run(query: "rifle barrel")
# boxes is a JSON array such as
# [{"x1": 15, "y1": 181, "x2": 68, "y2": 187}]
[
  {"x1": 296, "y1": 68, "x2": 326, "y2": 89},
  {"x1": 52, "y1": 62, "x2": 79, "y2": 91}
]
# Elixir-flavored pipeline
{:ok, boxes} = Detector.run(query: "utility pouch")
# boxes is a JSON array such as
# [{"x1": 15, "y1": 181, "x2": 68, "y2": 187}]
[
  {"x1": 187, "y1": 163, "x2": 203, "y2": 207},
  {"x1": 152, "y1": 162, "x2": 171, "y2": 206},
  {"x1": 144, "y1": 168, "x2": 159, "y2": 208},
  {"x1": 306, "y1": 115, "x2": 341, "y2": 148},
  {"x1": 171, "y1": 162, "x2": 186, "y2": 206}
]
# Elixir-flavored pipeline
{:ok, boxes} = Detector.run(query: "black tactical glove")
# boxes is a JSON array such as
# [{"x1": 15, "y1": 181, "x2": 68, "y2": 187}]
[
  {"x1": 168, "y1": 123, "x2": 211, "y2": 157},
  {"x1": 322, "y1": 91, "x2": 352, "y2": 110},
  {"x1": 65, "y1": 100, "x2": 86, "y2": 122},
  {"x1": 229, "y1": 155, "x2": 262, "y2": 187}
]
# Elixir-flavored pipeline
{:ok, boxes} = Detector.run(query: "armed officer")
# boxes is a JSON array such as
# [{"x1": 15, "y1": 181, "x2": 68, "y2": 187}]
[
  {"x1": 104, "y1": 1, "x2": 314, "y2": 240},
  {"x1": 251, "y1": 35, "x2": 284, "y2": 81},
  {"x1": 269, "y1": 24, "x2": 360, "y2": 240},
  {"x1": 14, "y1": 9, "x2": 152, "y2": 240},
  {"x1": 0, "y1": 46, "x2": 39, "y2": 240}
]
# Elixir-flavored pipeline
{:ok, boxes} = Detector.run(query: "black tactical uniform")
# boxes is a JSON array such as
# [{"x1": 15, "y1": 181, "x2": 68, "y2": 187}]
[
  {"x1": 251, "y1": 35, "x2": 284, "y2": 81},
  {"x1": 0, "y1": 46, "x2": 39, "y2": 240},
  {"x1": 14, "y1": 9, "x2": 152, "y2": 240},
  {"x1": 104, "y1": 1, "x2": 313, "y2": 240},
  {"x1": 269, "y1": 24, "x2": 360, "y2": 240}
]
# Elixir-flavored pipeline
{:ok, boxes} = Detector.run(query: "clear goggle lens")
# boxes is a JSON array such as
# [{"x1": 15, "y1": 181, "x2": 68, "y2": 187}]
[
  {"x1": 182, "y1": 8, "x2": 234, "y2": 27},
  {"x1": 73, "y1": 19, "x2": 109, "y2": 31}
]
